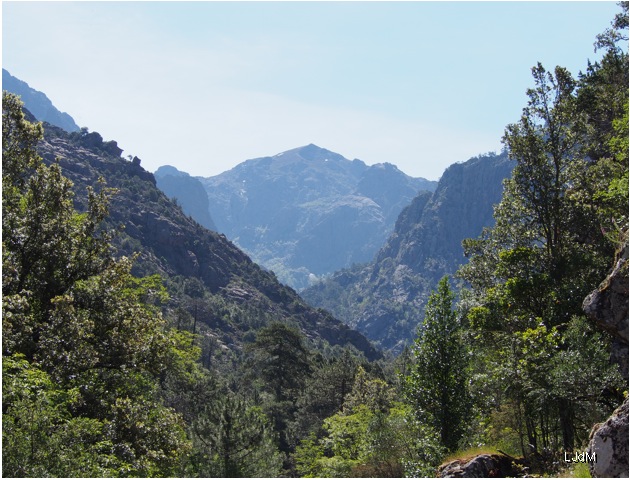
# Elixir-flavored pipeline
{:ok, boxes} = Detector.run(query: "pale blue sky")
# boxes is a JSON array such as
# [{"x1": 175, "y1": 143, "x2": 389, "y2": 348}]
[{"x1": 2, "y1": 1, "x2": 622, "y2": 180}]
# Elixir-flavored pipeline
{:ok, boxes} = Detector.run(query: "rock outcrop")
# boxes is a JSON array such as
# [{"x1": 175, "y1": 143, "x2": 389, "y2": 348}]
[
  {"x1": 588, "y1": 398, "x2": 629, "y2": 478},
  {"x1": 583, "y1": 238, "x2": 629, "y2": 380},
  {"x1": 438, "y1": 453, "x2": 522, "y2": 478},
  {"x1": 584, "y1": 234, "x2": 629, "y2": 478},
  {"x1": 155, "y1": 165, "x2": 218, "y2": 231}
]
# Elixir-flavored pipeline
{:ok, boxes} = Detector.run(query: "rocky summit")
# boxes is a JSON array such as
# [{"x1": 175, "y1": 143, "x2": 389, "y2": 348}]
[{"x1": 161, "y1": 144, "x2": 436, "y2": 290}]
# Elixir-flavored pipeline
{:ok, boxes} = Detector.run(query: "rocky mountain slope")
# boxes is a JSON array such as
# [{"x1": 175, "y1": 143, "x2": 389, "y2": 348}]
[
  {"x1": 159, "y1": 145, "x2": 437, "y2": 290},
  {"x1": 35, "y1": 121, "x2": 381, "y2": 363},
  {"x1": 3, "y1": 68, "x2": 80, "y2": 132},
  {"x1": 155, "y1": 165, "x2": 217, "y2": 231},
  {"x1": 302, "y1": 152, "x2": 515, "y2": 352}
]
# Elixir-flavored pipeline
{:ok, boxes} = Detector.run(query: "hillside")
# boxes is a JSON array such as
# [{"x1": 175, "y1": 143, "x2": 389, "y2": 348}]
[
  {"x1": 302, "y1": 152, "x2": 515, "y2": 352},
  {"x1": 35, "y1": 122, "x2": 381, "y2": 363},
  {"x1": 2, "y1": 68, "x2": 80, "y2": 132},
  {"x1": 160, "y1": 144, "x2": 437, "y2": 290}
]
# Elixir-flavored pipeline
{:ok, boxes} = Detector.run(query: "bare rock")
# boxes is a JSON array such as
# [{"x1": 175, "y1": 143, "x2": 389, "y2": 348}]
[
  {"x1": 583, "y1": 238, "x2": 629, "y2": 380},
  {"x1": 583, "y1": 234, "x2": 629, "y2": 478},
  {"x1": 588, "y1": 398, "x2": 629, "y2": 478}
]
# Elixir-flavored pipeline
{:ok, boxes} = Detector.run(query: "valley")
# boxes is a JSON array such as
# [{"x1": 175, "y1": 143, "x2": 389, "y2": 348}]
[{"x1": 2, "y1": 5, "x2": 628, "y2": 476}]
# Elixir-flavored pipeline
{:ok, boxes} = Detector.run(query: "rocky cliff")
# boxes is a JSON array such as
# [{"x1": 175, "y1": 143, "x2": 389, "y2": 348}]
[
  {"x1": 584, "y1": 234, "x2": 629, "y2": 478},
  {"x1": 155, "y1": 165, "x2": 217, "y2": 231},
  {"x1": 302, "y1": 152, "x2": 515, "y2": 352}
]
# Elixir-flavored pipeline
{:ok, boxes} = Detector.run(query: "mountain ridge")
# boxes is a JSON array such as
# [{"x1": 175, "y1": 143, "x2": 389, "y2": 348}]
[
  {"x1": 35, "y1": 121, "x2": 382, "y2": 363},
  {"x1": 2, "y1": 68, "x2": 80, "y2": 132},
  {"x1": 302, "y1": 151, "x2": 515, "y2": 352},
  {"x1": 159, "y1": 144, "x2": 437, "y2": 290}
]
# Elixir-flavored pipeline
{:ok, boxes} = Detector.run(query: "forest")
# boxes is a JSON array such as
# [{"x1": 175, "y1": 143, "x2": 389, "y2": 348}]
[{"x1": 2, "y1": 4, "x2": 628, "y2": 478}]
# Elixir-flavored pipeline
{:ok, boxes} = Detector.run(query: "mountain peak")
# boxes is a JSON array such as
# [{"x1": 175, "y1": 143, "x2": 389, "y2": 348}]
[
  {"x1": 271, "y1": 144, "x2": 346, "y2": 164},
  {"x1": 155, "y1": 165, "x2": 187, "y2": 178}
]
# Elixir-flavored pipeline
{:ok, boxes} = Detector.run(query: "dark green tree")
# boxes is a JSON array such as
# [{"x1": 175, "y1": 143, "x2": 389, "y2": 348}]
[
  {"x1": 246, "y1": 321, "x2": 312, "y2": 456},
  {"x1": 293, "y1": 349, "x2": 360, "y2": 439},
  {"x1": 2, "y1": 92, "x2": 192, "y2": 476},
  {"x1": 403, "y1": 276, "x2": 471, "y2": 452},
  {"x1": 189, "y1": 392, "x2": 283, "y2": 477},
  {"x1": 249, "y1": 322, "x2": 312, "y2": 402}
]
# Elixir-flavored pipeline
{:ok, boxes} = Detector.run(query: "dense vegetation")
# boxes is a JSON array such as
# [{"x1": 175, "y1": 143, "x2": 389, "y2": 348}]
[
  {"x1": 457, "y1": 2, "x2": 628, "y2": 458},
  {"x1": 2, "y1": 4, "x2": 627, "y2": 477}
]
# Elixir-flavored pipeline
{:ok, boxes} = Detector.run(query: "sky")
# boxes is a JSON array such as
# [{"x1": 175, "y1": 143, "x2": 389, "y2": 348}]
[{"x1": 2, "y1": 1, "x2": 622, "y2": 180}]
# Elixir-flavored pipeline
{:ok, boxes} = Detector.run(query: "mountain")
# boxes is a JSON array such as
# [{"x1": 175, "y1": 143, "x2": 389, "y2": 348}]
[
  {"x1": 176, "y1": 144, "x2": 437, "y2": 290},
  {"x1": 302, "y1": 152, "x2": 515, "y2": 353},
  {"x1": 3, "y1": 68, "x2": 80, "y2": 132},
  {"x1": 35, "y1": 122, "x2": 382, "y2": 364},
  {"x1": 155, "y1": 165, "x2": 218, "y2": 231}
]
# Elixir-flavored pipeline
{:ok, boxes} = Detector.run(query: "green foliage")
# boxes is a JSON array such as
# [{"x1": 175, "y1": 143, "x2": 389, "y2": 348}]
[
  {"x1": 404, "y1": 276, "x2": 471, "y2": 452},
  {"x1": 248, "y1": 321, "x2": 312, "y2": 402},
  {"x1": 2, "y1": 92, "x2": 191, "y2": 476},
  {"x1": 293, "y1": 349, "x2": 361, "y2": 440},
  {"x1": 188, "y1": 393, "x2": 284, "y2": 477},
  {"x1": 3, "y1": 354, "x2": 124, "y2": 477},
  {"x1": 295, "y1": 398, "x2": 444, "y2": 478},
  {"x1": 294, "y1": 365, "x2": 445, "y2": 478},
  {"x1": 457, "y1": 4, "x2": 628, "y2": 459}
]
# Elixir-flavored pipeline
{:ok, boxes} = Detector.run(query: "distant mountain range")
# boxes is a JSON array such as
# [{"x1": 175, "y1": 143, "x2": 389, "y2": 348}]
[
  {"x1": 3, "y1": 68, "x2": 80, "y2": 132},
  {"x1": 156, "y1": 145, "x2": 437, "y2": 290},
  {"x1": 302, "y1": 152, "x2": 515, "y2": 352}
]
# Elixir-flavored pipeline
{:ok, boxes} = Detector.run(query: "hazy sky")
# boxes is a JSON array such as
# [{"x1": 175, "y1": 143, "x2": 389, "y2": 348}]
[{"x1": 2, "y1": 1, "x2": 621, "y2": 180}]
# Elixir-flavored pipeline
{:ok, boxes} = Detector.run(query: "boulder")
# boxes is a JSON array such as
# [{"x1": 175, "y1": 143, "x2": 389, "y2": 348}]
[
  {"x1": 588, "y1": 398, "x2": 629, "y2": 478},
  {"x1": 438, "y1": 453, "x2": 521, "y2": 478}
]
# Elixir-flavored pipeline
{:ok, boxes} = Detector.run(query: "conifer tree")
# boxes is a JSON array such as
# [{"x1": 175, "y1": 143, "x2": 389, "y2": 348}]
[{"x1": 403, "y1": 276, "x2": 470, "y2": 452}]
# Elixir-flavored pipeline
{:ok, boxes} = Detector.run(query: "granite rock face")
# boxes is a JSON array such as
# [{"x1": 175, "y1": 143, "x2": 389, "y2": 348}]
[
  {"x1": 583, "y1": 238, "x2": 629, "y2": 380},
  {"x1": 155, "y1": 166, "x2": 218, "y2": 231},
  {"x1": 588, "y1": 398, "x2": 629, "y2": 478},
  {"x1": 303, "y1": 152, "x2": 515, "y2": 352},
  {"x1": 584, "y1": 235, "x2": 629, "y2": 478}
]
